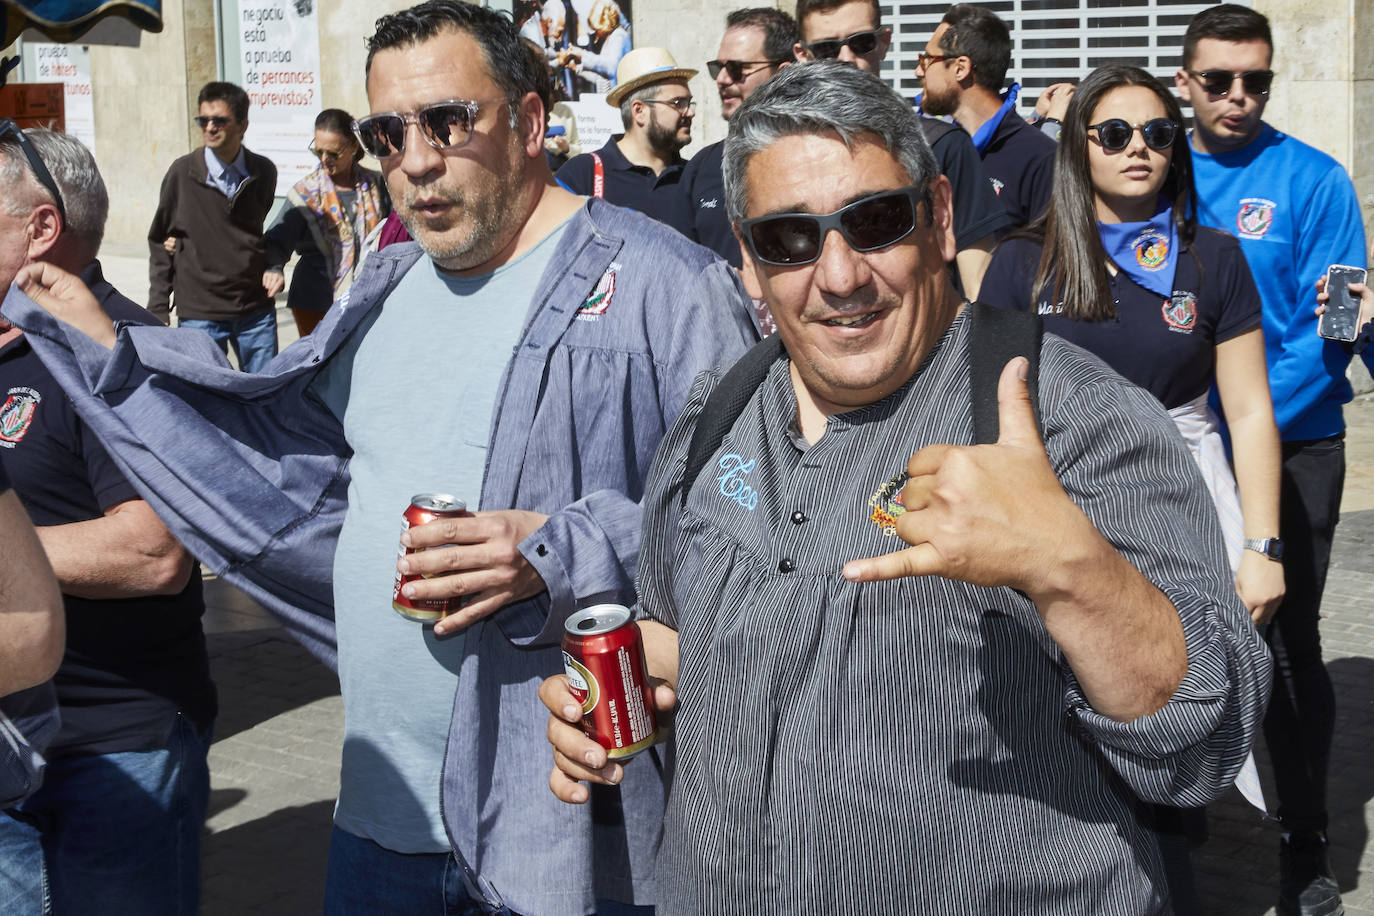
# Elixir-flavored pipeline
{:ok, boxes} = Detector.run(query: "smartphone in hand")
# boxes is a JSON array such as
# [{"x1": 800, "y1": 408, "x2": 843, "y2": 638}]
[{"x1": 1319, "y1": 264, "x2": 1367, "y2": 342}]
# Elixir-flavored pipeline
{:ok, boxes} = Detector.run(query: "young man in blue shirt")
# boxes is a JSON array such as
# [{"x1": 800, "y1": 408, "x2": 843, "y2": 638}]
[{"x1": 1178, "y1": 7, "x2": 1372, "y2": 915}]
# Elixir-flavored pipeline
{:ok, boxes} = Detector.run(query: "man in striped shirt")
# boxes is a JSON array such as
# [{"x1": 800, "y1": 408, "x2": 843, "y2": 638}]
[{"x1": 544, "y1": 62, "x2": 1271, "y2": 913}]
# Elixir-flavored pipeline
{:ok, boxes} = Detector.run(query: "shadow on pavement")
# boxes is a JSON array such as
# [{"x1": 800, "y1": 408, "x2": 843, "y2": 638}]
[
  {"x1": 1326, "y1": 655, "x2": 1372, "y2": 895},
  {"x1": 201, "y1": 799, "x2": 335, "y2": 914},
  {"x1": 207, "y1": 633, "x2": 341, "y2": 744}
]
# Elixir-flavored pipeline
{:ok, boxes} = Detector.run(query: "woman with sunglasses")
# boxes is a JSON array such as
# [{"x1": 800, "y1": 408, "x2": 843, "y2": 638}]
[
  {"x1": 982, "y1": 65, "x2": 1284, "y2": 626},
  {"x1": 263, "y1": 109, "x2": 391, "y2": 337}
]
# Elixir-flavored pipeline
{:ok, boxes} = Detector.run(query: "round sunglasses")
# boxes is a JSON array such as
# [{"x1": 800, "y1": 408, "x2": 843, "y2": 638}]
[
  {"x1": 738, "y1": 186, "x2": 927, "y2": 267},
  {"x1": 1087, "y1": 118, "x2": 1179, "y2": 153},
  {"x1": 804, "y1": 28, "x2": 884, "y2": 60}
]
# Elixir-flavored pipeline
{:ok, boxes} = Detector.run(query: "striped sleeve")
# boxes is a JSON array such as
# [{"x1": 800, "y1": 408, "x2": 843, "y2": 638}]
[{"x1": 1037, "y1": 344, "x2": 1273, "y2": 806}]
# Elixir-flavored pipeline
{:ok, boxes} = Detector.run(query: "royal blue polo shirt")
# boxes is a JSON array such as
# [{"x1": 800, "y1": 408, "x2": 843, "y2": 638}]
[{"x1": 557, "y1": 136, "x2": 691, "y2": 231}]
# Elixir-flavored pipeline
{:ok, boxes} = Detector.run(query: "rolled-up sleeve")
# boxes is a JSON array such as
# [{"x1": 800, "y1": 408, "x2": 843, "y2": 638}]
[{"x1": 1039, "y1": 354, "x2": 1272, "y2": 806}]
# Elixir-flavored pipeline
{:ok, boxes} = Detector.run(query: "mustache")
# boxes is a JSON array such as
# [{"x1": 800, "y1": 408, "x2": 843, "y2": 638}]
[{"x1": 401, "y1": 187, "x2": 462, "y2": 210}]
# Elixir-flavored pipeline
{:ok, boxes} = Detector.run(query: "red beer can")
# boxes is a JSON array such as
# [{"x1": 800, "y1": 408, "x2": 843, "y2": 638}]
[
  {"x1": 392, "y1": 493, "x2": 471, "y2": 623},
  {"x1": 562, "y1": 605, "x2": 658, "y2": 760}
]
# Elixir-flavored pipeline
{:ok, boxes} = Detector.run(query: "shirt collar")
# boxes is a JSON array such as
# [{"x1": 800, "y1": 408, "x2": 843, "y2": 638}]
[{"x1": 203, "y1": 146, "x2": 246, "y2": 183}]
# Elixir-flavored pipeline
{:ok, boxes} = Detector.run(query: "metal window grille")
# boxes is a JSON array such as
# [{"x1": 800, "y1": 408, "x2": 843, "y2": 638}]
[{"x1": 879, "y1": 0, "x2": 1244, "y2": 115}]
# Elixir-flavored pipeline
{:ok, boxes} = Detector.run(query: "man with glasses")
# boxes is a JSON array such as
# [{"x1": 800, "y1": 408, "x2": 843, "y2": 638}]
[
  {"x1": 556, "y1": 47, "x2": 697, "y2": 227},
  {"x1": 4, "y1": 2, "x2": 757, "y2": 912},
  {"x1": 914, "y1": 4, "x2": 1055, "y2": 229},
  {"x1": 0, "y1": 127, "x2": 214, "y2": 915},
  {"x1": 1178, "y1": 7, "x2": 1370, "y2": 915},
  {"x1": 792, "y1": 0, "x2": 1010, "y2": 297},
  {"x1": 676, "y1": 7, "x2": 798, "y2": 267},
  {"x1": 148, "y1": 81, "x2": 279, "y2": 372},
  {"x1": 541, "y1": 62, "x2": 1271, "y2": 913}
]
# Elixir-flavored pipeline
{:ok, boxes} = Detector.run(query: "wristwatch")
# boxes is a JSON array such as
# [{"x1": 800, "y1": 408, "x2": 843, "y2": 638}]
[{"x1": 1244, "y1": 537, "x2": 1285, "y2": 560}]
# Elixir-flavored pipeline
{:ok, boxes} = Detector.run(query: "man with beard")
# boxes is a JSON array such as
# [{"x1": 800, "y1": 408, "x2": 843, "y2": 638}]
[
  {"x1": 557, "y1": 47, "x2": 697, "y2": 228},
  {"x1": 914, "y1": 4, "x2": 1055, "y2": 228},
  {"x1": 676, "y1": 7, "x2": 798, "y2": 267},
  {"x1": 3, "y1": 1, "x2": 758, "y2": 912}
]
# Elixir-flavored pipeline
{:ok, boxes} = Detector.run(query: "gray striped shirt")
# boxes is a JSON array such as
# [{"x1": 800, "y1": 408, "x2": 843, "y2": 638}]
[{"x1": 638, "y1": 312, "x2": 1271, "y2": 914}]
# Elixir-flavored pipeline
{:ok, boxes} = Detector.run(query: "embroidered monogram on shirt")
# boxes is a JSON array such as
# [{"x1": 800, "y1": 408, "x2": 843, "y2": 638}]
[{"x1": 716, "y1": 454, "x2": 759, "y2": 511}]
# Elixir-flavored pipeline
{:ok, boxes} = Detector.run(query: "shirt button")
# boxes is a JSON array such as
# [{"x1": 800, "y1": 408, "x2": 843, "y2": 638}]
[
  {"x1": 778, "y1": 558, "x2": 794, "y2": 573},
  {"x1": 536, "y1": 544, "x2": 548, "y2": 557},
  {"x1": 790, "y1": 511, "x2": 807, "y2": 525}
]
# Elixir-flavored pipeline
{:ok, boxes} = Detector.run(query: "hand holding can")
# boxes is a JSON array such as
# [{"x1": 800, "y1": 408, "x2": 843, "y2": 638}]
[
  {"x1": 392, "y1": 493, "x2": 471, "y2": 623},
  {"x1": 562, "y1": 605, "x2": 658, "y2": 760}
]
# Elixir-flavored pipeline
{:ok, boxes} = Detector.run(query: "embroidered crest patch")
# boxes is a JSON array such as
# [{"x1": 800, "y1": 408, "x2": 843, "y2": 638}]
[
  {"x1": 577, "y1": 266, "x2": 617, "y2": 319},
  {"x1": 1132, "y1": 229, "x2": 1169, "y2": 270},
  {"x1": 867, "y1": 471, "x2": 909, "y2": 536},
  {"x1": 0, "y1": 387, "x2": 40, "y2": 446},
  {"x1": 1236, "y1": 198, "x2": 1276, "y2": 239},
  {"x1": 1162, "y1": 292, "x2": 1198, "y2": 331}
]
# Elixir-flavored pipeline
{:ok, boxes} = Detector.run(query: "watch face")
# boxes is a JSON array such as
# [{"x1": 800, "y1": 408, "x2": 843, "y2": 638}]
[{"x1": 1267, "y1": 539, "x2": 1284, "y2": 560}]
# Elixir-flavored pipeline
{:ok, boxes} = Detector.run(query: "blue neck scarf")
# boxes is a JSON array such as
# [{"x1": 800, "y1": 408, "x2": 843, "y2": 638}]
[
  {"x1": 966, "y1": 83, "x2": 1019, "y2": 153},
  {"x1": 1098, "y1": 201, "x2": 1178, "y2": 300}
]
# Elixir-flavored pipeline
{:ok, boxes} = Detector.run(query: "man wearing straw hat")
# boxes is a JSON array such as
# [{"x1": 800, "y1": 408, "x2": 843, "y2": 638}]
[{"x1": 556, "y1": 47, "x2": 697, "y2": 228}]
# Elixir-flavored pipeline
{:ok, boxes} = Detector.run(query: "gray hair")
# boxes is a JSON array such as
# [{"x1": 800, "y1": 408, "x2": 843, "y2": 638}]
[
  {"x1": 723, "y1": 61, "x2": 937, "y2": 224},
  {"x1": 0, "y1": 128, "x2": 108, "y2": 253},
  {"x1": 618, "y1": 82, "x2": 663, "y2": 129}
]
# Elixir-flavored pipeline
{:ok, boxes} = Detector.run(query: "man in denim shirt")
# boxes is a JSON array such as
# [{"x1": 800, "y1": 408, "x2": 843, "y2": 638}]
[{"x1": 5, "y1": 3, "x2": 757, "y2": 913}]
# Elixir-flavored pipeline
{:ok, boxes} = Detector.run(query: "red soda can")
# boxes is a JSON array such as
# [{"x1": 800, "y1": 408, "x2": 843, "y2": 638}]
[
  {"x1": 392, "y1": 493, "x2": 471, "y2": 623},
  {"x1": 562, "y1": 604, "x2": 658, "y2": 760}
]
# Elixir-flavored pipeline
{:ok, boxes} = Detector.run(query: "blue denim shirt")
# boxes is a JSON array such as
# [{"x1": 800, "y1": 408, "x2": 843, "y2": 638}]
[{"x1": 4, "y1": 199, "x2": 760, "y2": 915}]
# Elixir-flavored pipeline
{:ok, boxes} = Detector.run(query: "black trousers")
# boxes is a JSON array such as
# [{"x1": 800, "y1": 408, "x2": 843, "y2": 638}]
[{"x1": 1263, "y1": 433, "x2": 1345, "y2": 835}]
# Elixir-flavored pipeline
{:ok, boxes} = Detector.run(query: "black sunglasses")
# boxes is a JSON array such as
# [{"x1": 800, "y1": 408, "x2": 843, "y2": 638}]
[
  {"x1": 804, "y1": 28, "x2": 884, "y2": 60},
  {"x1": 706, "y1": 59, "x2": 783, "y2": 81},
  {"x1": 353, "y1": 99, "x2": 487, "y2": 159},
  {"x1": 739, "y1": 185, "x2": 928, "y2": 267},
  {"x1": 1187, "y1": 69, "x2": 1274, "y2": 98},
  {"x1": 0, "y1": 119, "x2": 67, "y2": 228},
  {"x1": 194, "y1": 115, "x2": 233, "y2": 129},
  {"x1": 1088, "y1": 118, "x2": 1179, "y2": 152}
]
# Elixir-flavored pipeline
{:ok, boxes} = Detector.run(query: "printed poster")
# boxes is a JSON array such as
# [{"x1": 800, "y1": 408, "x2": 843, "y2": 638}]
[
  {"x1": 28, "y1": 44, "x2": 94, "y2": 154},
  {"x1": 236, "y1": 0, "x2": 322, "y2": 197},
  {"x1": 515, "y1": 0, "x2": 633, "y2": 154}
]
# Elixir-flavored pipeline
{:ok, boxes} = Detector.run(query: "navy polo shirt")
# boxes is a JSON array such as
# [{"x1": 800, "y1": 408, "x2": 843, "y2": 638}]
[
  {"x1": 0, "y1": 261, "x2": 215, "y2": 756},
  {"x1": 979, "y1": 108, "x2": 1057, "y2": 229},
  {"x1": 557, "y1": 136, "x2": 690, "y2": 230},
  {"x1": 675, "y1": 140, "x2": 740, "y2": 268},
  {"x1": 921, "y1": 120, "x2": 1013, "y2": 249},
  {"x1": 981, "y1": 227, "x2": 1261, "y2": 409}
]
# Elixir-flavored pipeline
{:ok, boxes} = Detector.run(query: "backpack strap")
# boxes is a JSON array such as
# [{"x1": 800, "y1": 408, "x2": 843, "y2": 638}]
[
  {"x1": 966, "y1": 301, "x2": 1043, "y2": 444},
  {"x1": 680, "y1": 334, "x2": 785, "y2": 509}
]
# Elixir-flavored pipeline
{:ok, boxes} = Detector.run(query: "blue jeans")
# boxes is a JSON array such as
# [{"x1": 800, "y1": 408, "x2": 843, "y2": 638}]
[
  {"x1": 180, "y1": 307, "x2": 279, "y2": 373},
  {"x1": 323, "y1": 826, "x2": 653, "y2": 916},
  {"x1": 0, "y1": 714, "x2": 212, "y2": 915}
]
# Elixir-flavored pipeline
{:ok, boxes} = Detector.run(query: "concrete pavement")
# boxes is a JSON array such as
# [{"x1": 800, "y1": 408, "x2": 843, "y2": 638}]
[{"x1": 85, "y1": 247, "x2": 1374, "y2": 913}]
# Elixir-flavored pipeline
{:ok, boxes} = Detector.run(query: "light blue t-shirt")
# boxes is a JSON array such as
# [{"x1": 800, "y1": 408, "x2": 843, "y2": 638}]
[{"x1": 311, "y1": 222, "x2": 569, "y2": 852}]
